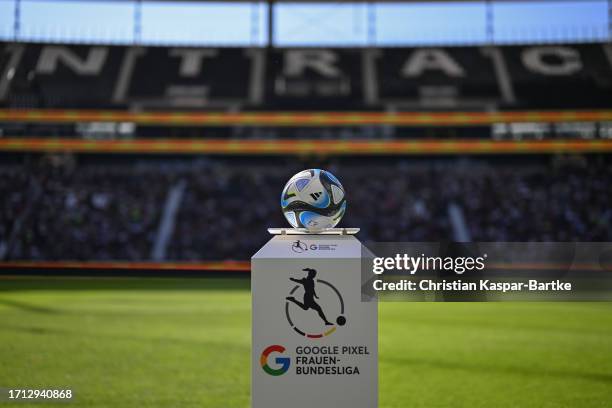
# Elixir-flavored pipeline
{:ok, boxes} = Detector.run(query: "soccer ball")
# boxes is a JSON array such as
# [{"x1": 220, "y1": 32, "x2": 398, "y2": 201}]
[{"x1": 280, "y1": 169, "x2": 347, "y2": 232}]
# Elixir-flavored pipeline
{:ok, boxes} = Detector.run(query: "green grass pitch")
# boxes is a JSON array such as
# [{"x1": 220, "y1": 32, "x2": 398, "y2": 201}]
[{"x1": 0, "y1": 277, "x2": 611, "y2": 408}]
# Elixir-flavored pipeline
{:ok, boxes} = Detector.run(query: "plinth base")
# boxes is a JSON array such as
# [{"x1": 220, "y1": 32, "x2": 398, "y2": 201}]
[{"x1": 267, "y1": 227, "x2": 360, "y2": 235}]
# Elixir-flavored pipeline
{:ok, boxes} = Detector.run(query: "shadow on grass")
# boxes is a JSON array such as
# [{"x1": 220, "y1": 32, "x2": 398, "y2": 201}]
[
  {"x1": 0, "y1": 298, "x2": 62, "y2": 314},
  {"x1": 0, "y1": 323, "x2": 67, "y2": 335},
  {"x1": 381, "y1": 355, "x2": 612, "y2": 385},
  {"x1": 0, "y1": 322, "x2": 250, "y2": 354},
  {"x1": 0, "y1": 276, "x2": 250, "y2": 292}
]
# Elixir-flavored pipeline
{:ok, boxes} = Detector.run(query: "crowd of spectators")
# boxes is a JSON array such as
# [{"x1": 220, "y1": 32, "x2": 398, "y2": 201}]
[
  {"x1": 448, "y1": 157, "x2": 612, "y2": 241},
  {"x1": 0, "y1": 155, "x2": 610, "y2": 261},
  {"x1": 3, "y1": 157, "x2": 169, "y2": 260}
]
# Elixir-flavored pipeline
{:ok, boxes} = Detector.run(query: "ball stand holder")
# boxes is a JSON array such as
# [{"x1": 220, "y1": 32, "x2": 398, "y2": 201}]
[
  {"x1": 252, "y1": 227, "x2": 377, "y2": 408},
  {"x1": 268, "y1": 227, "x2": 360, "y2": 235}
]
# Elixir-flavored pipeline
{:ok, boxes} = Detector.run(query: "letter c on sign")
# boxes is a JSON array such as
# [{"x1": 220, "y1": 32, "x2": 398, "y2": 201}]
[{"x1": 522, "y1": 46, "x2": 582, "y2": 76}]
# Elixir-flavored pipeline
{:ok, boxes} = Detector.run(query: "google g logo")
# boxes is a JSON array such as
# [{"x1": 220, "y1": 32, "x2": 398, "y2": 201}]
[{"x1": 261, "y1": 345, "x2": 290, "y2": 376}]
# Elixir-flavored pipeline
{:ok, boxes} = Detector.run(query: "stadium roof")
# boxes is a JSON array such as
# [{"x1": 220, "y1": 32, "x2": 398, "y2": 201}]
[{"x1": 43, "y1": 0, "x2": 576, "y2": 2}]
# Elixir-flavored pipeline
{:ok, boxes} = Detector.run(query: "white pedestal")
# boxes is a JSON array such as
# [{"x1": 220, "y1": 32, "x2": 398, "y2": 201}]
[{"x1": 252, "y1": 233, "x2": 378, "y2": 408}]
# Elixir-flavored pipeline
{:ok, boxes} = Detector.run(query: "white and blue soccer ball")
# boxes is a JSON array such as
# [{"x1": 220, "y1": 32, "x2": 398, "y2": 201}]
[{"x1": 281, "y1": 169, "x2": 347, "y2": 232}]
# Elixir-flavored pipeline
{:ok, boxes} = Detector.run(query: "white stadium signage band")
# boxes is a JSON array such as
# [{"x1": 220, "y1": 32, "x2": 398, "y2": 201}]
[{"x1": 1, "y1": 42, "x2": 610, "y2": 109}]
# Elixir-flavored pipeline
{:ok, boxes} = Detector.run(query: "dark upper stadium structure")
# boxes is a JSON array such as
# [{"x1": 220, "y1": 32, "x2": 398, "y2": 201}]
[{"x1": 1, "y1": 42, "x2": 611, "y2": 110}]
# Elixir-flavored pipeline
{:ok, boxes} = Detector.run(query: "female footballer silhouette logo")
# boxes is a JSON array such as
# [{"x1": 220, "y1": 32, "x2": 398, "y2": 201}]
[{"x1": 285, "y1": 268, "x2": 346, "y2": 339}]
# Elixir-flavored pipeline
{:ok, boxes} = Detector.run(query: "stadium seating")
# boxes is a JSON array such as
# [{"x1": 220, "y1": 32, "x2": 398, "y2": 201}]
[{"x1": 1, "y1": 156, "x2": 610, "y2": 261}]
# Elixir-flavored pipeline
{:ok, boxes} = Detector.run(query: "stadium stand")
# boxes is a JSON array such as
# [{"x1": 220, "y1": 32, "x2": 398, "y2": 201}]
[
  {"x1": 1, "y1": 155, "x2": 610, "y2": 261},
  {"x1": 2, "y1": 157, "x2": 167, "y2": 260},
  {"x1": 0, "y1": 39, "x2": 611, "y2": 265}
]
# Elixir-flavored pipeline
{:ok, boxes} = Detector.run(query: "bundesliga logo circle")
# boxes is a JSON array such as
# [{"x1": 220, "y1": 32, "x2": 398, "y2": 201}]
[
  {"x1": 291, "y1": 240, "x2": 308, "y2": 253},
  {"x1": 285, "y1": 268, "x2": 346, "y2": 339}
]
